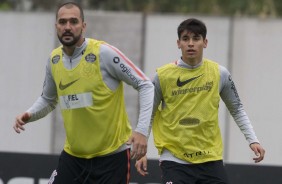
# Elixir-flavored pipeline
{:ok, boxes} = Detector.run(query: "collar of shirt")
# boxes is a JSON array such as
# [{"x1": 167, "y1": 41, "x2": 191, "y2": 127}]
[{"x1": 178, "y1": 58, "x2": 203, "y2": 69}]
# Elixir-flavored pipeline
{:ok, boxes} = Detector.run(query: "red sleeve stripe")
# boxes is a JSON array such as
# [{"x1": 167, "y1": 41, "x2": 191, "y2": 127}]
[{"x1": 105, "y1": 43, "x2": 147, "y2": 80}]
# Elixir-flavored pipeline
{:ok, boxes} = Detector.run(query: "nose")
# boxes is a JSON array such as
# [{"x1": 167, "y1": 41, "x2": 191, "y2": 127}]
[
  {"x1": 188, "y1": 39, "x2": 194, "y2": 47},
  {"x1": 64, "y1": 21, "x2": 71, "y2": 30}
]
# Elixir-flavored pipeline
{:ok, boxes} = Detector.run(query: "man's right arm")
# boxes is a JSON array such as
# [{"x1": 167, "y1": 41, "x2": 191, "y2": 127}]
[
  {"x1": 26, "y1": 58, "x2": 58, "y2": 122},
  {"x1": 147, "y1": 73, "x2": 163, "y2": 136}
]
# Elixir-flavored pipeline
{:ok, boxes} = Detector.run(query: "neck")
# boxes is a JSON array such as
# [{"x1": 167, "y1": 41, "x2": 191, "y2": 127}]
[
  {"x1": 63, "y1": 46, "x2": 75, "y2": 56},
  {"x1": 63, "y1": 37, "x2": 85, "y2": 56},
  {"x1": 182, "y1": 57, "x2": 202, "y2": 66}
]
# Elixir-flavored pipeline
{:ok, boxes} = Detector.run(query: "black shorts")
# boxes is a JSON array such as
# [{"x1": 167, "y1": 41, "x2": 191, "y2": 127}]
[
  {"x1": 48, "y1": 149, "x2": 131, "y2": 184},
  {"x1": 160, "y1": 160, "x2": 229, "y2": 184}
]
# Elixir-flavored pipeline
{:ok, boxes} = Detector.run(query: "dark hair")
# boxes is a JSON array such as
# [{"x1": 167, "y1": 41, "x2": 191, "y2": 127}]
[
  {"x1": 56, "y1": 2, "x2": 84, "y2": 22},
  {"x1": 177, "y1": 18, "x2": 207, "y2": 39}
]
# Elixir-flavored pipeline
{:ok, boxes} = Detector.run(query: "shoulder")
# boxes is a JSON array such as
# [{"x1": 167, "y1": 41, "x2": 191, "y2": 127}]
[
  {"x1": 51, "y1": 45, "x2": 63, "y2": 54},
  {"x1": 203, "y1": 58, "x2": 230, "y2": 74},
  {"x1": 49, "y1": 48, "x2": 62, "y2": 65},
  {"x1": 219, "y1": 65, "x2": 231, "y2": 77},
  {"x1": 100, "y1": 42, "x2": 121, "y2": 56},
  {"x1": 157, "y1": 62, "x2": 177, "y2": 71},
  {"x1": 203, "y1": 58, "x2": 220, "y2": 66}
]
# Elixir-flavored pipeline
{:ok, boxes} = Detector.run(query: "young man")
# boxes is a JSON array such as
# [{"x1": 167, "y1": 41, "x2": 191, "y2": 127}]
[
  {"x1": 13, "y1": 2, "x2": 154, "y2": 184},
  {"x1": 135, "y1": 18, "x2": 265, "y2": 184}
]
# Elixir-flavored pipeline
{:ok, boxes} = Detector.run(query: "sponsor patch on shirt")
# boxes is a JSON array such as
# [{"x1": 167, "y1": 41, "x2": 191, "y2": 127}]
[{"x1": 59, "y1": 92, "x2": 93, "y2": 109}]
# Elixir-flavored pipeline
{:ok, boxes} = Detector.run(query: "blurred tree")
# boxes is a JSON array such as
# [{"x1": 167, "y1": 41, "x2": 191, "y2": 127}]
[
  {"x1": 1, "y1": 0, "x2": 282, "y2": 17},
  {"x1": 31, "y1": 0, "x2": 59, "y2": 11},
  {"x1": 0, "y1": 2, "x2": 11, "y2": 10},
  {"x1": 0, "y1": 0, "x2": 12, "y2": 10}
]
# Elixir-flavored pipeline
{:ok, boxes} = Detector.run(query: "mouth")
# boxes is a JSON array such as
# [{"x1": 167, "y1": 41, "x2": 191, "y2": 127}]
[
  {"x1": 62, "y1": 34, "x2": 73, "y2": 41},
  {"x1": 187, "y1": 49, "x2": 196, "y2": 54},
  {"x1": 62, "y1": 32, "x2": 73, "y2": 37}
]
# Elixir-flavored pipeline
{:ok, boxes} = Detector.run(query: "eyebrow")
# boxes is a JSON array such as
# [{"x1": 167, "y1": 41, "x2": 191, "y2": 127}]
[
  {"x1": 181, "y1": 34, "x2": 201, "y2": 38},
  {"x1": 58, "y1": 17, "x2": 79, "y2": 20}
]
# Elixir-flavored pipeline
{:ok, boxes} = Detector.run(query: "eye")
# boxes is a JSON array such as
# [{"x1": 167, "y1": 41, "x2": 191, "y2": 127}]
[
  {"x1": 193, "y1": 36, "x2": 201, "y2": 41},
  {"x1": 58, "y1": 19, "x2": 67, "y2": 25},
  {"x1": 181, "y1": 36, "x2": 188, "y2": 41},
  {"x1": 70, "y1": 18, "x2": 79, "y2": 25}
]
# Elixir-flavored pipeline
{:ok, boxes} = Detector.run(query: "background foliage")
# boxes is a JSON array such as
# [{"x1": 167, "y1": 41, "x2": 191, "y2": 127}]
[{"x1": 1, "y1": 0, "x2": 281, "y2": 18}]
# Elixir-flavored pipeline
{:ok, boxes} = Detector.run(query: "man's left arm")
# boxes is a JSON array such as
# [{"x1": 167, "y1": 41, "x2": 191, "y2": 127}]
[
  {"x1": 219, "y1": 66, "x2": 265, "y2": 162},
  {"x1": 101, "y1": 43, "x2": 154, "y2": 160}
]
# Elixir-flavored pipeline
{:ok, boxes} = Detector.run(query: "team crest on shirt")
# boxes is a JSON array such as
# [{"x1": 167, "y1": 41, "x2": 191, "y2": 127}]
[
  {"x1": 85, "y1": 53, "x2": 96, "y2": 63},
  {"x1": 52, "y1": 55, "x2": 60, "y2": 64}
]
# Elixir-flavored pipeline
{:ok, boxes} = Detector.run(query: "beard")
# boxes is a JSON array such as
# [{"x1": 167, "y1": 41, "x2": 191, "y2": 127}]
[{"x1": 57, "y1": 31, "x2": 82, "y2": 47}]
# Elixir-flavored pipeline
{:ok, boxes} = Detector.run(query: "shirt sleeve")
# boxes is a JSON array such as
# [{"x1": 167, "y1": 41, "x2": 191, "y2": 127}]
[
  {"x1": 100, "y1": 43, "x2": 154, "y2": 137},
  {"x1": 144, "y1": 73, "x2": 163, "y2": 137},
  {"x1": 219, "y1": 65, "x2": 259, "y2": 144},
  {"x1": 27, "y1": 58, "x2": 58, "y2": 122}
]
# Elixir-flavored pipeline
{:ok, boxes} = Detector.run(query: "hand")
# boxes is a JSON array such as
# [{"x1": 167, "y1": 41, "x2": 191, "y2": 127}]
[
  {"x1": 127, "y1": 131, "x2": 147, "y2": 160},
  {"x1": 13, "y1": 112, "x2": 31, "y2": 133},
  {"x1": 135, "y1": 156, "x2": 149, "y2": 176},
  {"x1": 250, "y1": 142, "x2": 265, "y2": 163}
]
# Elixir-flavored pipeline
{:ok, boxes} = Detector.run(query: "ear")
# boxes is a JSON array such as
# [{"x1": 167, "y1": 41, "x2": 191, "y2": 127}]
[
  {"x1": 177, "y1": 39, "x2": 180, "y2": 49},
  {"x1": 203, "y1": 38, "x2": 208, "y2": 48},
  {"x1": 82, "y1": 22, "x2": 86, "y2": 33}
]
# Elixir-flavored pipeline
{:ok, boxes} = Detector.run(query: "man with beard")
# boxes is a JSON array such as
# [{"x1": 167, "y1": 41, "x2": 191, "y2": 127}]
[{"x1": 13, "y1": 2, "x2": 154, "y2": 184}]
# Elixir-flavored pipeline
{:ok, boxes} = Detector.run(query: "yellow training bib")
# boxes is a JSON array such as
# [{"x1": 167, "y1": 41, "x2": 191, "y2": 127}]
[{"x1": 153, "y1": 59, "x2": 222, "y2": 163}]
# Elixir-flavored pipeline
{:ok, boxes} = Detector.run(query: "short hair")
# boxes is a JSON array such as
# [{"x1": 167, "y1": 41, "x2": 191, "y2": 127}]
[
  {"x1": 177, "y1": 18, "x2": 207, "y2": 39},
  {"x1": 56, "y1": 2, "x2": 84, "y2": 22}
]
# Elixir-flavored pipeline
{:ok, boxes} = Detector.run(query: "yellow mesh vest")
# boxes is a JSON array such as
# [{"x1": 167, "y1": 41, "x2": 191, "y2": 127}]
[
  {"x1": 50, "y1": 39, "x2": 131, "y2": 158},
  {"x1": 153, "y1": 59, "x2": 222, "y2": 163}
]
